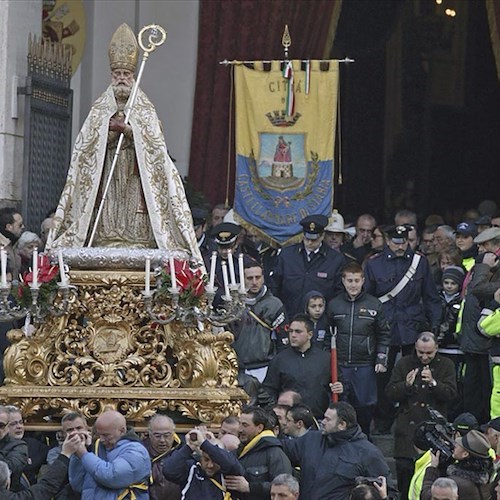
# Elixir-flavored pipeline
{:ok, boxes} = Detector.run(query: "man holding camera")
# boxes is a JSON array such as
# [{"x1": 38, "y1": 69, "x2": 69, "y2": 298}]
[{"x1": 386, "y1": 332, "x2": 457, "y2": 499}]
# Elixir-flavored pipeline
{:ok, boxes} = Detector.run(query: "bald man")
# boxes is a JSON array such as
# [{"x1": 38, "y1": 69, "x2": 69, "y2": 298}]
[{"x1": 69, "y1": 410, "x2": 151, "y2": 499}]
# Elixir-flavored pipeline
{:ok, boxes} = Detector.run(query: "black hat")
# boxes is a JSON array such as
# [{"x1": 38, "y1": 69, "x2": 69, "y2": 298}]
[
  {"x1": 211, "y1": 222, "x2": 241, "y2": 246},
  {"x1": 475, "y1": 215, "x2": 492, "y2": 226},
  {"x1": 300, "y1": 215, "x2": 328, "y2": 240},
  {"x1": 482, "y1": 416, "x2": 500, "y2": 433},
  {"x1": 192, "y1": 207, "x2": 208, "y2": 227},
  {"x1": 455, "y1": 222, "x2": 478, "y2": 238},
  {"x1": 386, "y1": 225, "x2": 409, "y2": 244},
  {"x1": 442, "y1": 266, "x2": 465, "y2": 287},
  {"x1": 453, "y1": 412, "x2": 479, "y2": 436}
]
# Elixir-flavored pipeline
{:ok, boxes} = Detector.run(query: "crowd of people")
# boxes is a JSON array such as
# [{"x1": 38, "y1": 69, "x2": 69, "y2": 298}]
[{"x1": 0, "y1": 200, "x2": 499, "y2": 499}]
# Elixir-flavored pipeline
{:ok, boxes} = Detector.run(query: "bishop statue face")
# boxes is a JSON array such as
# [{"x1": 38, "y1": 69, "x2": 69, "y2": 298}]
[{"x1": 111, "y1": 68, "x2": 134, "y2": 101}]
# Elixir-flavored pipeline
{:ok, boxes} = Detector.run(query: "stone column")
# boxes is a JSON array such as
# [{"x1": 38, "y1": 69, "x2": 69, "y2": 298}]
[{"x1": 0, "y1": 0, "x2": 41, "y2": 207}]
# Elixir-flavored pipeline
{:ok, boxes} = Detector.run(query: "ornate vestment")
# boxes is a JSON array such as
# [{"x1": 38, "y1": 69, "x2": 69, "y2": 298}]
[{"x1": 47, "y1": 85, "x2": 202, "y2": 264}]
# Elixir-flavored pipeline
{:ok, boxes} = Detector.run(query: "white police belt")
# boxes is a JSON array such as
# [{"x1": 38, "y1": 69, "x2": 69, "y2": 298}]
[{"x1": 379, "y1": 254, "x2": 422, "y2": 304}]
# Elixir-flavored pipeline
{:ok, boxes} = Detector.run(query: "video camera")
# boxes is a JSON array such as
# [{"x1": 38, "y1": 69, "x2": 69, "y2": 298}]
[{"x1": 414, "y1": 408, "x2": 456, "y2": 464}]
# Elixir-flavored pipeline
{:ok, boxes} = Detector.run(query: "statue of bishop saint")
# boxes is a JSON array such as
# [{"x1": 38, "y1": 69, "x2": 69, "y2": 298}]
[{"x1": 47, "y1": 23, "x2": 201, "y2": 263}]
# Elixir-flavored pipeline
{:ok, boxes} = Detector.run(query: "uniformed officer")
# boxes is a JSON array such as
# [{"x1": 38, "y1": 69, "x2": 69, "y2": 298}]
[
  {"x1": 364, "y1": 224, "x2": 441, "y2": 433},
  {"x1": 204, "y1": 222, "x2": 244, "y2": 307},
  {"x1": 191, "y1": 207, "x2": 216, "y2": 258},
  {"x1": 270, "y1": 214, "x2": 345, "y2": 318}
]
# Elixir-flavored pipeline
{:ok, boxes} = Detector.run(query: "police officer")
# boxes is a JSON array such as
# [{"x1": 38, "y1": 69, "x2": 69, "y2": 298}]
[
  {"x1": 204, "y1": 222, "x2": 244, "y2": 308},
  {"x1": 191, "y1": 207, "x2": 216, "y2": 258},
  {"x1": 270, "y1": 214, "x2": 345, "y2": 318},
  {"x1": 364, "y1": 224, "x2": 441, "y2": 433}
]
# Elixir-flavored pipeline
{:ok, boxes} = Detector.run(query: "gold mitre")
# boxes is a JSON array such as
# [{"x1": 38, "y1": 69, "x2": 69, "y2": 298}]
[{"x1": 108, "y1": 23, "x2": 138, "y2": 72}]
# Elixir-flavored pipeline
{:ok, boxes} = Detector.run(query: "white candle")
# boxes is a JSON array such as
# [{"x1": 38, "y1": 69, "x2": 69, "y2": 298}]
[
  {"x1": 209, "y1": 251, "x2": 217, "y2": 290},
  {"x1": 32, "y1": 248, "x2": 38, "y2": 288},
  {"x1": 238, "y1": 253, "x2": 245, "y2": 293},
  {"x1": 145, "y1": 257, "x2": 151, "y2": 295},
  {"x1": 169, "y1": 256, "x2": 178, "y2": 292},
  {"x1": 58, "y1": 249, "x2": 67, "y2": 286},
  {"x1": 0, "y1": 248, "x2": 7, "y2": 287},
  {"x1": 221, "y1": 261, "x2": 231, "y2": 301},
  {"x1": 227, "y1": 250, "x2": 236, "y2": 287}
]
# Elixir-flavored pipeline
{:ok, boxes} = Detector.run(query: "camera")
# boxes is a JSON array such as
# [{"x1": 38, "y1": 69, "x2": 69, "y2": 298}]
[
  {"x1": 414, "y1": 408, "x2": 455, "y2": 463},
  {"x1": 355, "y1": 476, "x2": 383, "y2": 487},
  {"x1": 189, "y1": 432, "x2": 198, "y2": 441}
]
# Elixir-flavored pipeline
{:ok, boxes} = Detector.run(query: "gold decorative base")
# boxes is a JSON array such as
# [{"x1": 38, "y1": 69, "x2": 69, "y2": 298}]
[{"x1": 0, "y1": 269, "x2": 247, "y2": 425}]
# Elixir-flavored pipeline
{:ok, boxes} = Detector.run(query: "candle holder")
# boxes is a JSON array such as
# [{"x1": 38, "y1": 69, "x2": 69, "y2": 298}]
[
  {"x1": 144, "y1": 260, "x2": 247, "y2": 327},
  {"x1": 0, "y1": 254, "x2": 77, "y2": 325}
]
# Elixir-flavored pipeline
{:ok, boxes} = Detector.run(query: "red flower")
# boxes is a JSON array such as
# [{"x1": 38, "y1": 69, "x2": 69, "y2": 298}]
[
  {"x1": 22, "y1": 254, "x2": 59, "y2": 285},
  {"x1": 169, "y1": 259, "x2": 206, "y2": 299}
]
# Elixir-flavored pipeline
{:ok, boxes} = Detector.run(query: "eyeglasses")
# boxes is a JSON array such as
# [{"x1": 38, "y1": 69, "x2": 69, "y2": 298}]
[{"x1": 0, "y1": 422, "x2": 8, "y2": 429}]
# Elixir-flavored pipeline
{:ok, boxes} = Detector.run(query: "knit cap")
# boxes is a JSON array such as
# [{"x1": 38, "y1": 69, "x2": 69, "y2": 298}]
[{"x1": 442, "y1": 266, "x2": 465, "y2": 287}]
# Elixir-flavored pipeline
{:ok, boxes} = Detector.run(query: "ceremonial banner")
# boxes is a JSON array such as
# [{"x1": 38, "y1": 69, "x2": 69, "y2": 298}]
[{"x1": 234, "y1": 60, "x2": 339, "y2": 246}]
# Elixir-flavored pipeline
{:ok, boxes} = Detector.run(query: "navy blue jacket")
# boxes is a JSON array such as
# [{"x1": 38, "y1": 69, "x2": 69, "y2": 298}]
[
  {"x1": 364, "y1": 247, "x2": 441, "y2": 346},
  {"x1": 282, "y1": 427, "x2": 392, "y2": 500},
  {"x1": 271, "y1": 242, "x2": 345, "y2": 317},
  {"x1": 162, "y1": 441, "x2": 244, "y2": 500}
]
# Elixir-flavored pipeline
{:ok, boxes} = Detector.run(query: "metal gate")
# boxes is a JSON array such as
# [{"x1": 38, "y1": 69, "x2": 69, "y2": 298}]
[{"x1": 20, "y1": 35, "x2": 73, "y2": 234}]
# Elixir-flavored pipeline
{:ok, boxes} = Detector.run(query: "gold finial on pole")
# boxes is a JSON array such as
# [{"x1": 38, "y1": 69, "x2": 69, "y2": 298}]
[{"x1": 282, "y1": 25, "x2": 291, "y2": 60}]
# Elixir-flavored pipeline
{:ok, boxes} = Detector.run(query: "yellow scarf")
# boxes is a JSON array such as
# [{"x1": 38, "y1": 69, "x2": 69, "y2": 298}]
[
  {"x1": 238, "y1": 430, "x2": 276, "y2": 459},
  {"x1": 209, "y1": 477, "x2": 232, "y2": 500}
]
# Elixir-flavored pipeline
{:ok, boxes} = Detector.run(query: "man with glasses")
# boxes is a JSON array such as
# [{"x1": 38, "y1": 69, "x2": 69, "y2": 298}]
[
  {"x1": 5, "y1": 406, "x2": 48, "y2": 486},
  {"x1": 341, "y1": 213, "x2": 377, "y2": 264},
  {"x1": 142, "y1": 413, "x2": 181, "y2": 500},
  {"x1": 0, "y1": 406, "x2": 27, "y2": 492}
]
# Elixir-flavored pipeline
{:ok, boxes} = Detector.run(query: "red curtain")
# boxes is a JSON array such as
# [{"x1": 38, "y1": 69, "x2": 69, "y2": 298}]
[
  {"x1": 486, "y1": 0, "x2": 500, "y2": 81},
  {"x1": 188, "y1": 0, "x2": 342, "y2": 207}
]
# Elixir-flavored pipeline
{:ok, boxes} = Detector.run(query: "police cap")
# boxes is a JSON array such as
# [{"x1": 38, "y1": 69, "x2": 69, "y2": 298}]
[
  {"x1": 386, "y1": 224, "x2": 409, "y2": 244},
  {"x1": 211, "y1": 222, "x2": 241, "y2": 246},
  {"x1": 300, "y1": 214, "x2": 328, "y2": 240}
]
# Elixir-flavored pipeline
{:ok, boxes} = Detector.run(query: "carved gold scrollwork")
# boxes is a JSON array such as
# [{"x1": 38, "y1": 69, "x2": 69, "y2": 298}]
[{"x1": 0, "y1": 269, "x2": 247, "y2": 424}]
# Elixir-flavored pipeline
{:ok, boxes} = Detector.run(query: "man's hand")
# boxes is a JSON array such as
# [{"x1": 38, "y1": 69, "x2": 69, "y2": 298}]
[
  {"x1": 482, "y1": 252, "x2": 498, "y2": 268},
  {"x1": 186, "y1": 426, "x2": 210, "y2": 451},
  {"x1": 61, "y1": 433, "x2": 84, "y2": 458},
  {"x1": 109, "y1": 117, "x2": 127, "y2": 133},
  {"x1": 430, "y1": 450, "x2": 440, "y2": 467},
  {"x1": 375, "y1": 363, "x2": 387, "y2": 373},
  {"x1": 329, "y1": 381, "x2": 343, "y2": 394},
  {"x1": 421, "y1": 365, "x2": 434, "y2": 385},
  {"x1": 405, "y1": 368, "x2": 419, "y2": 387},
  {"x1": 225, "y1": 475, "x2": 250, "y2": 493},
  {"x1": 373, "y1": 476, "x2": 388, "y2": 499}
]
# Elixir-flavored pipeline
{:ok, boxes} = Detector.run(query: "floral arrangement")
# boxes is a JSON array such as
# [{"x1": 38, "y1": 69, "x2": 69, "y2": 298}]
[
  {"x1": 16, "y1": 254, "x2": 60, "y2": 309},
  {"x1": 158, "y1": 259, "x2": 206, "y2": 308}
]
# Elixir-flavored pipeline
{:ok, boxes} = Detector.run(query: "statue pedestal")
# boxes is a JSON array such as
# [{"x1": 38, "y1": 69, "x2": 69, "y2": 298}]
[{"x1": 0, "y1": 267, "x2": 247, "y2": 425}]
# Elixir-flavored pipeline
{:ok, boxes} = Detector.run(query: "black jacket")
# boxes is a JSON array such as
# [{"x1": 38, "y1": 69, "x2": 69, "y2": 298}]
[
  {"x1": 327, "y1": 291, "x2": 390, "y2": 366},
  {"x1": 262, "y1": 346, "x2": 331, "y2": 418},
  {"x1": 0, "y1": 435, "x2": 28, "y2": 492},
  {"x1": 236, "y1": 434, "x2": 293, "y2": 499},
  {"x1": 282, "y1": 427, "x2": 393, "y2": 500},
  {"x1": 0, "y1": 454, "x2": 70, "y2": 500},
  {"x1": 386, "y1": 352, "x2": 457, "y2": 459}
]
